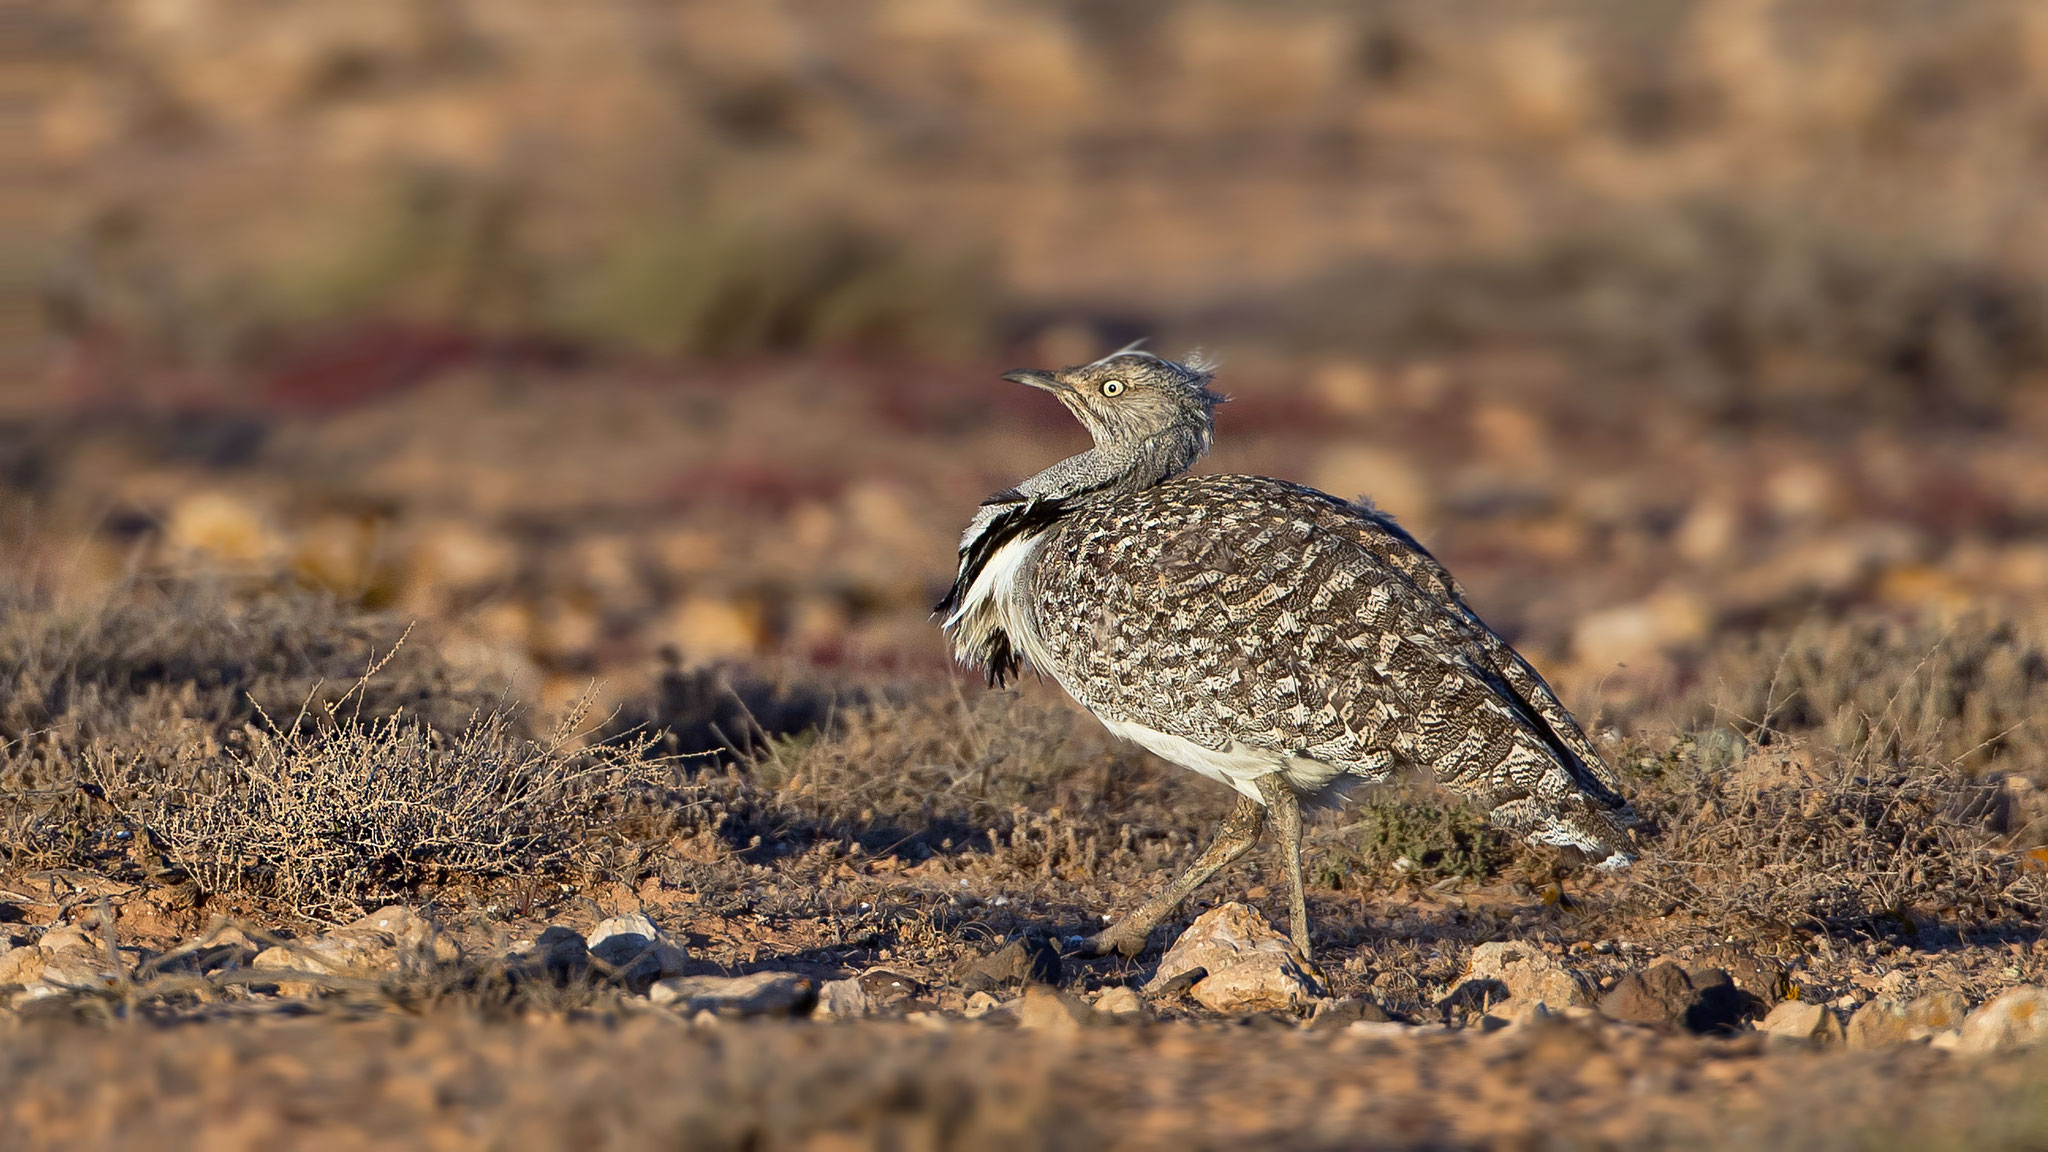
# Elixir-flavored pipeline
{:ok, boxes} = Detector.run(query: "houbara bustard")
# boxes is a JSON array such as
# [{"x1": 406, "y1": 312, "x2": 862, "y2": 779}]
[{"x1": 939, "y1": 350, "x2": 1634, "y2": 960}]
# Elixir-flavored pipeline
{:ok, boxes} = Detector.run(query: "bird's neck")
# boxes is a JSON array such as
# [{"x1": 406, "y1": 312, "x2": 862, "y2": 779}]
[{"x1": 1023, "y1": 426, "x2": 1209, "y2": 504}]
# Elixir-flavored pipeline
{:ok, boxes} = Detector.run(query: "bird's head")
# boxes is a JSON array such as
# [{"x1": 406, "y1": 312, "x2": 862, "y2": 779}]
[{"x1": 1003, "y1": 349, "x2": 1225, "y2": 453}]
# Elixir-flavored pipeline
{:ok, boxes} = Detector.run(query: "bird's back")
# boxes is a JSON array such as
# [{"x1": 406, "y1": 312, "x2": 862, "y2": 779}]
[{"x1": 1023, "y1": 473, "x2": 1633, "y2": 864}]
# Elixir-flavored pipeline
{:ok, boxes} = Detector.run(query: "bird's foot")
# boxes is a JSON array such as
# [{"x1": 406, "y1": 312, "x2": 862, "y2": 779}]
[{"x1": 1075, "y1": 920, "x2": 1154, "y2": 959}]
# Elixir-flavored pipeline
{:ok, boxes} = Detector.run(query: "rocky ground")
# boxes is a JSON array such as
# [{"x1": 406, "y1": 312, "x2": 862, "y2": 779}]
[{"x1": 1, "y1": 358, "x2": 2046, "y2": 1147}]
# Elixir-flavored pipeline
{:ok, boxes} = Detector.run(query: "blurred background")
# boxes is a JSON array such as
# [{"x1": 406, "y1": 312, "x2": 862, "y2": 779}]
[{"x1": 11, "y1": 0, "x2": 2048, "y2": 725}]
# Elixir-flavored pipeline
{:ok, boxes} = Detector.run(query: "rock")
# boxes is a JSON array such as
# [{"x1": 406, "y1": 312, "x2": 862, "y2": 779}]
[
  {"x1": 1145, "y1": 903, "x2": 1308, "y2": 995},
  {"x1": 1848, "y1": 990, "x2": 1972, "y2": 1050},
  {"x1": 250, "y1": 907, "x2": 457, "y2": 981},
  {"x1": 957, "y1": 936, "x2": 1061, "y2": 993},
  {"x1": 1906, "y1": 989, "x2": 1970, "y2": 1033},
  {"x1": 39, "y1": 950, "x2": 120, "y2": 989},
  {"x1": 1145, "y1": 967, "x2": 1207, "y2": 999},
  {"x1": 1959, "y1": 987, "x2": 2048, "y2": 1053},
  {"x1": 1192, "y1": 951, "x2": 1325, "y2": 1014},
  {"x1": 857, "y1": 969, "x2": 923, "y2": 1009},
  {"x1": 152, "y1": 927, "x2": 259, "y2": 976},
  {"x1": 587, "y1": 913, "x2": 688, "y2": 993},
  {"x1": 1598, "y1": 964, "x2": 1689, "y2": 1030},
  {"x1": 1309, "y1": 997, "x2": 1396, "y2": 1030},
  {"x1": 252, "y1": 932, "x2": 386, "y2": 978},
  {"x1": 348, "y1": 906, "x2": 460, "y2": 964},
  {"x1": 1761, "y1": 1000, "x2": 1844, "y2": 1047},
  {"x1": 1445, "y1": 941, "x2": 1591, "y2": 1019},
  {"x1": 37, "y1": 925, "x2": 100, "y2": 955},
  {"x1": 1683, "y1": 969, "x2": 1750, "y2": 1034},
  {"x1": 650, "y1": 972, "x2": 817, "y2": 1017},
  {"x1": 1484, "y1": 1000, "x2": 1561, "y2": 1034},
  {"x1": 962, "y1": 991, "x2": 1010, "y2": 1020},
  {"x1": 1093, "y1": 986, "x2": 1149, "y2": 1018},
  {"x1": 1691, "y1": 945, "x2": 1788, "y2": 1004},
  {"x1": 0, "y1": 945, "x2": 49, "y2": 988},
  {"x1": 1018, "y1": 984, "x2": 1093, "y2": 1033},
  {"x1": 1140, "y1": 904, "x2": 1324, "y2": 1015},
  {"x1": 513, "y1": 926, "x2": 591, "y2": 985},
  {"x1": 816, "y1": 978, "x2": 871, "y2": 1018},
  {"x1": 1598, "y1": 963, "x2": 1744, "y2": 1034}
]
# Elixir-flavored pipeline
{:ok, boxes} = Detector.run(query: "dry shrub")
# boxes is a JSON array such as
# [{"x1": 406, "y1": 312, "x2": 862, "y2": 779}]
[
  {"x1": 1628, "y1": 736, "x2": 2041, "y2": 939},
  {"x1": 0, "y1": 574, "x2": 502, "y2": 754},
  {"x1": 1619, "y1": 613, "x2": 2048, "y2": 938},
  {"x1": 1703, "y1": 613, "x2": 2048, "y2": 774},
  {"x1": 720, "y1": 682, "x2": 1205, "y2": 864},
  {"x1": 0, "y1": 574, "x2": 523, "y2": 876},
  {"x1": 89, "y1": 689, "x2": 681, "y2": 920}
]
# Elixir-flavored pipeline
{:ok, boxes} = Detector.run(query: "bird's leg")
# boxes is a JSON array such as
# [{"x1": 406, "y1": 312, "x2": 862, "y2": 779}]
[
  {"x1": 1079, "y1": 793, "x2": 1265, "y2": 958},
  {"x1": 1255, "y1": 773, "x2": 1311, "y2": 959}
]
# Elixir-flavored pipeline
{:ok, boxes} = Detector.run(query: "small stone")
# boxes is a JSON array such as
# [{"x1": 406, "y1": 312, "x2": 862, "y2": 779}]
[
  {"x1": 957, "y1": 937, "x2": 1061, "y2": 993},
  {"x1": 588, "y1": 913, "x2": 688, "y2": 993},
  {"x1": 962, "y1": 991, "x2": 1008, "y2": 1019},
  {"x1": 37, "y1": 925, "x2": 99, "y2": 955},
  {"x1": 1691, "y1": 945, "x2": 1788, "y2": 1003},
  {"x1": 650, "y1": 972, "x2": 816, "y2": 1017},
  {"x1": 1905, "y1": 989, "x2": 1969, "y2": 1033},
  {"x1": 1145, "y1": 967, "x2": 1207, "y2": 999},
  {"x1": 1309, "y1": 997, "x2": 1396, "y2": 1030},
  {"x1": 514, "y1": 926, "x2": 592, "y2": 985},
  {"x1": 0, "y1": 945, "x2": 49, "y2": 987},
  {"x1": 348, "y1": 906, "x2": 460, "y2": 964},
  {"x1": 1093, "y1": 986, "x2": 1149, "y2": 1018},
  {"x1": 1018, "y1": 984, "x2": 1093, "y2": 1033},
  {"x1": 1847, "y1": 990, "x2": 1969, "y2": 1049},
  {"x1": 816, "y1": 978, "x2": 872, "y2": 1018},
  {"x1": 1191, "y1": 951, "x2": 1325, "y2": 1014},
  {"x1": 1599, "y1": 963, "x2": 1742, "y2": 1034},
  {"x1": 1444, "y1": 941, "x2": 1591, "y2": 1020},
  {"x1": 857, "y1": 969, "x2": 924, "y2": 1009},
  {"x1": 1347, "y1": 1020, "x2": 1420, "y2": 1040},
  {"x1": 1485, "y1": 1000, "x2": 1559, "y2": 1034},
  {"x1": 1761, "y1": 1000, "x2": 1844, "y2": 1047},
  {"x1": 1960, "y1": 987, "x2": 2048, "y2": 1053},
  {"x1": 1145, "y1": 903, "x2": 1308, "y2": 996}
]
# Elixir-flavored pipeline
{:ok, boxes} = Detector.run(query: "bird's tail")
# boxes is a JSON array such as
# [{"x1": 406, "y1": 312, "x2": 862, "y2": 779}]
[{"x1": 1488, "y1": 794, "x2": 1637, "y2": 869}]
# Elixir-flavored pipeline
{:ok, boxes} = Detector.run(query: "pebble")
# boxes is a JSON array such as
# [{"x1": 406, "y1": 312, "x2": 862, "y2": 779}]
[
  {"x1": 587, "y1": 913, "x2": 689, "y2": 993},
  {"x1": 650, "y1": 972, "x2": 817, "y2": 1017},
  {"x1": 1958, "y1": 986, "x2": 2048, "y2": 1053}
]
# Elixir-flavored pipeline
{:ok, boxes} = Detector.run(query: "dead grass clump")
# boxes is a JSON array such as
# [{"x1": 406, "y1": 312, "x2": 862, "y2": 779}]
[
  {"x1": 88, "y1": 690, "x2": 683, "y2": 921},
  {"x1": 0, "y1": 574, "x2": 528, "y2": 879},
  {"x1": 719, "y1": 682, "x2": 1206, "y2": 866},
  {"x1": 1703, "y1": 613, "x2": 2048, "y2": 775},
  {"x1": 0, "y1": 574, "x2": 500, "y2": 752},
  {"x1": 1626, "y1": 736, "x2": 2043, "y2": 939}
]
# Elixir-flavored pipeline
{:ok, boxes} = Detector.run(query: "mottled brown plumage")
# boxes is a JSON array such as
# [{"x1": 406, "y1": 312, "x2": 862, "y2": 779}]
[{"x1": 941, "y1": 350, "x2": 1633, "y2": 957}]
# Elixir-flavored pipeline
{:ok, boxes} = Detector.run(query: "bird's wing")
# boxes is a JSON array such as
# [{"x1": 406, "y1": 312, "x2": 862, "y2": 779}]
[
  {"x1": 1299, "y1": 484, "x2": 1631, "y2": 801},
  {"x1": 1032, "y1": 474, "x2": 1630, "y2": 860}
]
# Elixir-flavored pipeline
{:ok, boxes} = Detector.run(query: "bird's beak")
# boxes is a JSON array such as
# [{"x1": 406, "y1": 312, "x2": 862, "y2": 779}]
[{"x1": 1002, "y1": 369, "x2": 1072, "y2": 395}]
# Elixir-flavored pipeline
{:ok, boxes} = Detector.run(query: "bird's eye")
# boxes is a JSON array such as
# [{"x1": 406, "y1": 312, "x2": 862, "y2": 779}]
[{"x1": 1101, "y1": 379, "x2": 1126, "y2": 397}]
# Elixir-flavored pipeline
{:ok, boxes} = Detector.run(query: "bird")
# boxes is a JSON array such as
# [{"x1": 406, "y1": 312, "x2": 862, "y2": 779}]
[{"x1": 938, "y1": 349, "x2": 1634, "y2": 960}]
